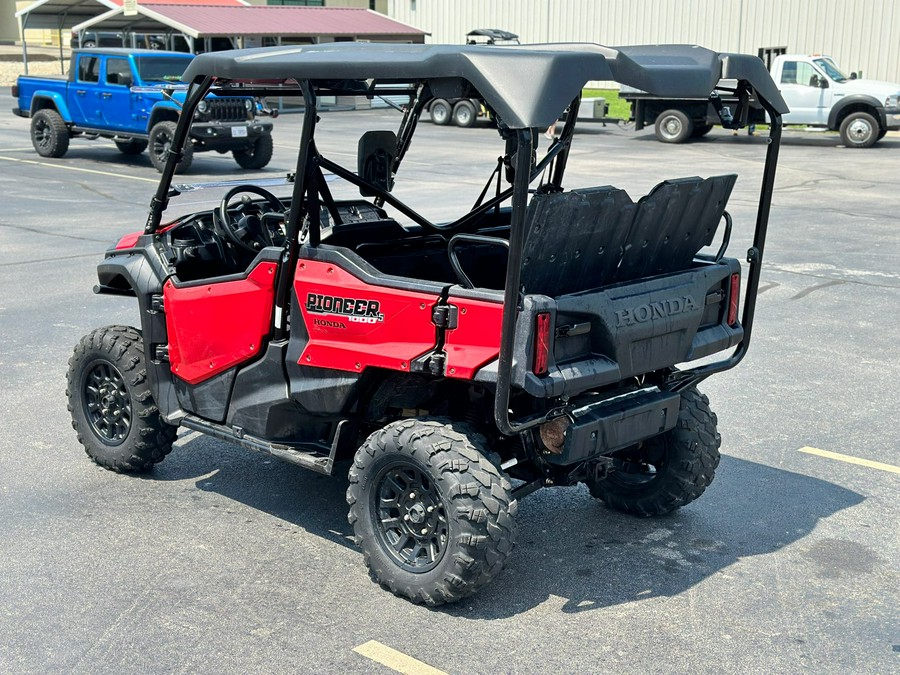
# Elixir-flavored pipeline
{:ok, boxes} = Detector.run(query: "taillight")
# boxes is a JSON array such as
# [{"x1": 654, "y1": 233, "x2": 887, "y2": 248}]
[
  {"x1": 728, "y1": 273, "x2": 740, "y2": 326},
  {"x1": 11, "y1": 84, "x2": 18, "y2": 98},
  {"x1": 533, "y1": 312, "x2": 551, "y2": 375}
]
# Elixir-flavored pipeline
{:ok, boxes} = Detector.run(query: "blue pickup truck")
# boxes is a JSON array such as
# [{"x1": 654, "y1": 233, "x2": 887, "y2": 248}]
[{"x1": 12, "y1": 48, "x2": 274, "y2": 173}]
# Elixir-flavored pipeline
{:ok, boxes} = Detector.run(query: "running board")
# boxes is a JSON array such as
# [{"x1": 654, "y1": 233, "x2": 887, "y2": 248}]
[{"x1": 181, "y1": 415, "x2": 350, "y2": 476}]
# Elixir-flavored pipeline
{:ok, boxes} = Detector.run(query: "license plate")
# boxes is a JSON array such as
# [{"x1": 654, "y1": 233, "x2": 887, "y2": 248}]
[{"x1": 231, "y1": 126, "x2": 248, "y2": 138}]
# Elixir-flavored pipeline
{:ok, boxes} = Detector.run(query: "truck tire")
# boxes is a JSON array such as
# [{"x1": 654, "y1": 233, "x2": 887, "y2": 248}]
[
  {"x1": 114, "y1": 139, "x2": 148, "y2": 155},
  {"x1": 429, "y1": 99, "x2": 451, "y2": 126},
  {"x1": 452, "y1": 100, "x2": 477, "y2": 128},
  {"x1": 149, "y1": 120, "x2": 193, "y2": 173},
  {"x1": 67, "y1": 326, "x2": 177, "y2": 473},
  {"x1": 585, "y1": 388, "x2": 720, "y2": 516},
  {"x1": 232, "y1": 134, "x2": 273, "y2": 169},
  {"x1": 839, "y1": 111, "x2": 878, "y2": 148},
  {"x1": 654, "y1": 109, "x2": 693, "y2": 143},
  {"x1": 347, "y1": 418, "x2": 517, "y2": 606},
  {"x1": 30, "y1": 109, "x2": 70, "y2": 158}
]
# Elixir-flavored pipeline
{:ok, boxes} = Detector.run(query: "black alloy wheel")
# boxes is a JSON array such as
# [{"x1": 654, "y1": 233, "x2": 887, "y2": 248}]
[
  {"x1": 372, "y1": 460, "x2": 448, "y2": 573},
  {"x1": 82, "y1": 361, "x2": 131, "y2": 445}
]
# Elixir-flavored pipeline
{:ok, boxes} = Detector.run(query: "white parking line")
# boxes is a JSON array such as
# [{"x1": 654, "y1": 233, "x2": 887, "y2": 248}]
[
  {"x1": 0, "y1": 155, "x2": 158, "y2": 182},
  {"x1": 798, "y1": 446, "x2": 900, "y2": 474},
  {"x1": 353, "y1": 640, "x2": 448, "y2": 675}
]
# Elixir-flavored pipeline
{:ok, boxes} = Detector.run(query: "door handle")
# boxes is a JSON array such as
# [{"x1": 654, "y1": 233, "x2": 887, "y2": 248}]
[
  {"x1": 76, "y1": 90, "x2": 86, "y2": 96},
  {"x1": 101, "y1": 93, "x2": 112, "y2": 99}
]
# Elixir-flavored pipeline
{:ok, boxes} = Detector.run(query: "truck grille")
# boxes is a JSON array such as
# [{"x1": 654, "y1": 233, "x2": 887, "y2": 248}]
[{"x1": 207, "y1": 97, "x2": 248, "y2": 122}]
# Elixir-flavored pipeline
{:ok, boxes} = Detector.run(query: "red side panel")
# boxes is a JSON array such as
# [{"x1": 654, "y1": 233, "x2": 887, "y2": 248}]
[
  {"x1": 294, "y1": 260, "x2": 439, "y2": 373},
  {"x1": 115, "y1": 232, "x2": 142, "y2": 249},
  {"x1": 443, "y1": 296, "x2": 504, "y2": 379},
  {"x1": 164, "y1": 262, "x2": 277, "y2": 384}
]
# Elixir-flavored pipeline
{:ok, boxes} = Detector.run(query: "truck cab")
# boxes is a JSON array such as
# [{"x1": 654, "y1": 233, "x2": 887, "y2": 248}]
[{"x1": 769, "y1": 54, "x2": 899, "y2": 146}]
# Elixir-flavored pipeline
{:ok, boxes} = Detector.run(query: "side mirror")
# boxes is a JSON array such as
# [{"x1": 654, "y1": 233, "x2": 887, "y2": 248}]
[
  {"x1": 819, "y1": 77, "x2": 829, "y2": 89},
  {"x1": 358, "y1": 130, "x2": 396, "y2": 197},
  {"x1": 850, "y1": 72, "x2": 858, "y2": 80}
]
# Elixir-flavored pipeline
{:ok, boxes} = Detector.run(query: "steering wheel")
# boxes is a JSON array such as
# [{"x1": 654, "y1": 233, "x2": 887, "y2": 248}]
[{"x1": 214, "y1": 185, "x2": 286, "y2": 253}]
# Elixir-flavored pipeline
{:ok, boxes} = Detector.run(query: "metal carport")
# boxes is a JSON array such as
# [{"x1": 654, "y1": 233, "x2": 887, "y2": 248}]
[{"x1": 15, "y1": 0, "x2": 117, "y2": 72}]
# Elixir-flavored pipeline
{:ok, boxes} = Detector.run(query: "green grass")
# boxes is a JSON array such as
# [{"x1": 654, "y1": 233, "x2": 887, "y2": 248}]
[{"x1": 582, "y1": 88, "x2": 631, "y2": 119}]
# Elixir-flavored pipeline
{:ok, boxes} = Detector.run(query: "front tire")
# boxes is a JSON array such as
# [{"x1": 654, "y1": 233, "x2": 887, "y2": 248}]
[
  {"x1": 232, "y1": 134, "x2": 273, "y2": 169},
  {"x1": 654, "y1": 109, "x2": 693, "y2": 143},
  {"x1": 585, "y1": 388, "x2": 720, "y2": 516},
  {"x1": 149, "y1": 120, "x2": 193, "y2": 173},
  {"x1": 31, "y1": 109, "x2": 70, "y2": 158},
  {"x1": 347, "y1": 419, "x2": 517, "y2": 605},
  {"x1": 839, "y1": 111, "x2": 878, "y2": 148},
  {"x1": 67, "y1": 326, "x2": 177, "y2": 473}
]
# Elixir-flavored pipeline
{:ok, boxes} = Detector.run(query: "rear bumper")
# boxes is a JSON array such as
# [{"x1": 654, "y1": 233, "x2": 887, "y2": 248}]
[
  {"x1": 11, "y1": 107, "x2": 28, "y2": 118},
  {"x1": 549, "y1": 389, "x2": 681, "y2": 465}
]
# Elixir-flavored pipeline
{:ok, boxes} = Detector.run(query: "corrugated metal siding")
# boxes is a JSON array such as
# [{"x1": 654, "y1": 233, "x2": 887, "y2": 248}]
[{"x1": 387, "y1": 0, "x2": 900, "y2": 82}]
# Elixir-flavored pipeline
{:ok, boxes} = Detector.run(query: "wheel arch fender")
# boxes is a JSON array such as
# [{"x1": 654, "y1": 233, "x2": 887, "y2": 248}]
[
  {"x1": 147, "y1": 103, "x2": 181, "y2": 132},
  {"x1": 30, "y1": 92, "x2": 72, "y2": 122},
  {"x1": 828, "y1": 95, "x2": 886, "y2": 130}
]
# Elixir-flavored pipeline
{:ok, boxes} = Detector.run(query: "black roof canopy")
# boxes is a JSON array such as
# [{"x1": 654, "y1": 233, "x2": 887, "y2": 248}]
[{"x1": 183, "y1": 42, "x2": 789, "y2": 128}]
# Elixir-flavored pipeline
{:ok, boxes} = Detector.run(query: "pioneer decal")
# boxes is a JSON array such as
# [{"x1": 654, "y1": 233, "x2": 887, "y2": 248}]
[
  {"x1": 306, "y1": 293, "x2": 385, "y2": 324},
  {"x1": 615, "y1": 295, "x2": 700, "y2": 327}
]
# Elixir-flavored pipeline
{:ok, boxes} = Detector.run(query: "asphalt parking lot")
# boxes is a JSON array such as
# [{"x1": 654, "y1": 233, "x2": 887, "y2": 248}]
[{"x1": 0, "y1": 94, "x2": 898, "y2": 674}]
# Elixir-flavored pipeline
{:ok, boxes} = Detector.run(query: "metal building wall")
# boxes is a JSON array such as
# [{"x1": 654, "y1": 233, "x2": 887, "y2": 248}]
[{"x1": 387, "y1": 0, "x2": 900, "y2": 83}]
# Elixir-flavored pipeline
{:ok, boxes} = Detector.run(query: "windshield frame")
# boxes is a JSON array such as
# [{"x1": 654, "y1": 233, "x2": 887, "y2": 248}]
[{"x1": 813, "y1": 57, "x2": 849, "y2": 83}]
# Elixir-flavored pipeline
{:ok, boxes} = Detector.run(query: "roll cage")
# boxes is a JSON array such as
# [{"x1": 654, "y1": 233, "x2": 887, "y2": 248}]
[{"x1": 143, "y1": 42, "x2": 787, "y2": 437}]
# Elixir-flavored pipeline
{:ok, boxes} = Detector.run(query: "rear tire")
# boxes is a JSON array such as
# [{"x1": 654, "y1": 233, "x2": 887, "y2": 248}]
[
  {"x1": 31, "y1": 109, "x2": 70, "y2": 158},
  {"x1": 232, "y1": 134, "x2": 273, "y2": 169},
  {"x1": 452, "y1": 100, "x2": 477, "y2": 128},
  {"x1": 347, "y1": 419, "x2": 517, "y2": 605},
  {"x1": 839, "y1": 111, "x2": 878, "y2": 148},
  {"x1": 67, "y1": 326, "x2": 177, "y2": 473},
  {"x1": 149, "y1": 120, "x2": 193, "y2": 173},
  {"x1": 430, "y1": 99, "x2": 451, "y2": 126},
  {"x1": 654, "y1": 109, "x2": 693, "y2": 143},
  {"x1": 585, "y1": 388, "x2": 720, "y2": 516},
  {"x1": 114, "y1": 138, "x2": 148, "y2": 155}
]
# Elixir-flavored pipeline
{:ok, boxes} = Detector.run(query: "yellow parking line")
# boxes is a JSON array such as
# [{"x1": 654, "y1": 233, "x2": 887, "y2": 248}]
[
  {"x1": 353, "y1": 640, "x2": 448, "y2": 675},
  {"x1": 0, "y1": 155, "x2": 157, "y2": 182},
  {"x1": 798, "y1": 446, "x2": 900, "y2": 474}
]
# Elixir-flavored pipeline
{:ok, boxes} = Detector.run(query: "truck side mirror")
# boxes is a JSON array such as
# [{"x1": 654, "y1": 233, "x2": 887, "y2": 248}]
[
  {"x1": 850, "y1": 72, "x2": 858, "y2": 80},
  {"x1": 819, "y1": 77, "x2": 829, "y2": 89}
]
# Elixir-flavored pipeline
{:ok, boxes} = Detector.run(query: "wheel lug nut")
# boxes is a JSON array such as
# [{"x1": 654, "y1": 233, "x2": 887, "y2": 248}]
[
  {"x1": 409, "y1": 492, "x2": 416, "y2": 499},
  {"x1": 403, "y1": 514, "x2": 410, "y2": 521},
  {"x1": 420, "y1": 528, "x2": 428, "y2": 535},
  {"x1": 426, "y1": 506, "x2": 435, "y2": 513}
]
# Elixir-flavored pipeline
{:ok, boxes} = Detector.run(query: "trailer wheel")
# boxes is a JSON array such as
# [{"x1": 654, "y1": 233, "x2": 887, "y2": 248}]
[
  {"x1": 149, "y1": 120, "x2": 193, "y2": 173},
  {"x1": 585, "y1": 388, "x2": 720, "y2": 516},
  {"x1": 452, "y1": 100, "x2": 477, "y2": 127},
  {"x1": 67, "y1": 326, "x2": 177, "y2": 473},
  {"x1": 31, "y1": 109, "x2": 70, "y2": 158},
  {"x1": 840, "y1": 112, "x2": 878, "y2": 148},
  {"x1": 654, "y1": 109, "x2": 693, "y2": 143},
  {"x1": 430, "y1": 99, "x2": 451, "y2": 126},
  {"x1": 347, "y1": 418, "x2": 517, "y2": 605},
  {"x1": 114, "y1": 139, "x2": 148, "y2": 155}
]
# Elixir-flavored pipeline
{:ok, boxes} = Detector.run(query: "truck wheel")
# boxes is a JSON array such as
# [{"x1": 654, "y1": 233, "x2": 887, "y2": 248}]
[
  {"x1": 429, "y1": 99, "x2": 451, "y2": 125},
  {"x1": 585, "y1": 388, "x2": 720, "y2": 516},
  {"x1": 232, "y1": 134, "x2": 273, "y2": 170},
  {"x1": 691, "y1": 122, "x2": 713, "y2": 138},
  {"x1": 149, "y1": 121, "x2": 193, "y2": 173},
  {"x1": 30, "y1": 109, "x2": 70, "y2": 158},
  {"x1": 347, "y1": 419, "x2": 517, "y2": 605},
  {"x1": 67, "y1": 326, "x2": 177, "y2": 473},
  {"x1": 114, "y1": 139, "x2": 148, "y2": 155},
  {"x1": 654, "y1": 109, "x2": 693, "y2": 143},
  {"x1": 452, "y1": 100, "x2": 477, "y2": 128},
  {"x1": 839, "y1": 112, "x2": 878, "y2": 148}
]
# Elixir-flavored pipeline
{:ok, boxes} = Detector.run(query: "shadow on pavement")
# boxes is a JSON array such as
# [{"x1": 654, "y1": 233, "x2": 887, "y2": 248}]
[{"x1": 150, "y1": 438, "x2": 864, "y2": 618}]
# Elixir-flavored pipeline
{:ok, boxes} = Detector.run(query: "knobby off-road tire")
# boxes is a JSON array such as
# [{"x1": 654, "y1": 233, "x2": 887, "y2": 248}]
[
  {"x1": 149, "y1": 120, "x2": 193, "y2": 173},
  {"x1": 232, "y1": 134, "x2": 274, "y2": 170},
  {"x1": 31, "y1": 109, "x2": 70, "y2": 158},
  {"x1": 347, "y1": 419, "x2": 517, "y2": 605},
  {"x1": 67, "y1": 326, "x2": 177, "y2": 472},
  {"x1": 115, "y1": 138, "x2": 148, "y2": 155},
  {"x1": 586, "y1": 388, "x2": 720, "y2": 517}
]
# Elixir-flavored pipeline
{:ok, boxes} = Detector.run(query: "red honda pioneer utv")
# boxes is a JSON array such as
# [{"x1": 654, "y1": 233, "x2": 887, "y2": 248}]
[{"x1": 67, "y1": 43, "x2": 787, "y2": 605}]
